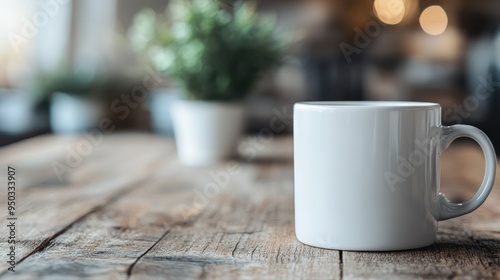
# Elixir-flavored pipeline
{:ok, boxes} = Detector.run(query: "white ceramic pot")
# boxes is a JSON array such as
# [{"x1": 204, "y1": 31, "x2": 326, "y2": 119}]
[
  {"x1": 50, "y1": 92, "x2": 104, "y2": 134},
  {"x1": 171, "y1": 100, "x2": 245, "y2": 166},
  {"x1": 0, "y1": 89, "x2": 37, "y2": 134},
  {"x1": 149, "y1": 88, "x2": 181, "y2": 135}
]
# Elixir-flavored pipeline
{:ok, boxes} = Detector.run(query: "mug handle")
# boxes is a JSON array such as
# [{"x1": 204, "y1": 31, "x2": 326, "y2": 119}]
[{"x1": 437, "y1": 125, "x2": 496, "y2": 221}]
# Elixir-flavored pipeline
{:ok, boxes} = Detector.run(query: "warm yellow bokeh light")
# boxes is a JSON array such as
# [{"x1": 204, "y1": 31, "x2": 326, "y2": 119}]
[
  {"x1": 419, "y1": 5, "x2": 448, "y2": 35},
  {"x1": 402, "y1": 0, "x2": 419, "y2": 20},
  {"x1": 374, "y1": 0, "x2": 406, "y2": 25}
]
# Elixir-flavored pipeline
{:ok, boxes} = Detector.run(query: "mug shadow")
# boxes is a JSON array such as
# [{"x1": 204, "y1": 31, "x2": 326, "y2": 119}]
[
  {"x1": 374, "y1": 232, "x2": 500, "y2": 266},
  {"x1": 424, "y1": 234, "x2": 500, "y2": 257},
  {"x1": 346, "y1": 233, "x2": 500, "y2": 278},
  {"x1": 231, "y1": 155, "x2": 293, "y2": 165}
]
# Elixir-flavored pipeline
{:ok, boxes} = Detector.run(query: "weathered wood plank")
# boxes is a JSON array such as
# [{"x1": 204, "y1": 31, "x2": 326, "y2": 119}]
[
  {"x1": 0, "y1": 134, "x2": 174, "y2": 273},
  {"x1": 6, "y1": 164, "x2": 193, "y2": 279},
  {"x1": 3, "y1": 136, "x2": 340, "y2": 279},
  {"x1": 2, "y1": 135, "x2": 499, "y2": 279},
  {"x1": 343, "y1": 227, "x2": 500, "y2": 279},
  {"x1": 129, "y1": 158, "x2": 341, "y2": 280}
]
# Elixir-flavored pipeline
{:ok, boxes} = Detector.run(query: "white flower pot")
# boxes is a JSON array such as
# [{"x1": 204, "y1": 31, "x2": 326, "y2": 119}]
[
  {"x1": 149, "y1": 88, "x2": 181, "y2": 135},
  {"x1": 171, "y1": 100, "x2": 245, "y2": 166},
  {"x1": 0, "y1": 89, "x2": 37, "y2": 134},
  {"x1": 50, "y1": 92, "x2": 105, "y2": 134}
]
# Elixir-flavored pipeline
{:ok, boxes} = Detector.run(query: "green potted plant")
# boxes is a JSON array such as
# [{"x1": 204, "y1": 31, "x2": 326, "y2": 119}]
[
  {"x1": 129, "y1": 0, "x2": 285, "y2": 165},
  {"x1": 34, "y1": 69, "x2": 103, "y2": 134},
  {"x1": 36, "y1": 69, "x2": 140, "y2": 134}
]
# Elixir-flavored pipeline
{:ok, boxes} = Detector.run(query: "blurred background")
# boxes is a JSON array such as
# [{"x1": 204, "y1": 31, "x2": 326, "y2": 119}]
[{"x1": 1, "y1": 0, "x2": 499, "y2": 153}]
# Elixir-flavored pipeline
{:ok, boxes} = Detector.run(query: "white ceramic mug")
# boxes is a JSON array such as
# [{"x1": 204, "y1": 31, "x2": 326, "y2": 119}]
[{"x1": 294, "y1": 101, "x2": 496, "y2": 251}]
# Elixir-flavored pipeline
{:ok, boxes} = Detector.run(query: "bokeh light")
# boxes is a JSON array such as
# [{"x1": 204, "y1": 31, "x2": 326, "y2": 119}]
[
  {"x1": 374, "y1": 0, "x2": 406, "y2": 25},
  {"x1": 419, "y1": 5, "x2": 448, "y2": 35}
]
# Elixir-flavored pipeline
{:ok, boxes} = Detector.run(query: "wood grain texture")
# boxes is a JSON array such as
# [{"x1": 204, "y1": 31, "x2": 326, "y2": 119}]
[
  {"x1": 0, "y1": 135, "x2": 498, "y2": 279},
  {"x1": 0, "y1": 134, "x2": 174, "y2": 273},
  {"x1": 129, "y1": 162, "x2": 341, "y2": 280}
]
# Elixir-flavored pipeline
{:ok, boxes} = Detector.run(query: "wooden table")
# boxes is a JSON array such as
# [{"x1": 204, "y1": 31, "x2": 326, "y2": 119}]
[{"x1": 0, "y1": 133, "x2": 499, "y2": 279}]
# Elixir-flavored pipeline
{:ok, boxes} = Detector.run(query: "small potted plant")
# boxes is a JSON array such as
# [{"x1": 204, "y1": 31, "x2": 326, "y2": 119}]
[
  {"x1": 129, "y1": 0, "x2": 285, "y2": 165},
  {"x1": 36, "y1": 69, "x2": 141, "y2": 134},
  {"x1": 35, "y1": 70, "x2": 103, "y2": 134}
]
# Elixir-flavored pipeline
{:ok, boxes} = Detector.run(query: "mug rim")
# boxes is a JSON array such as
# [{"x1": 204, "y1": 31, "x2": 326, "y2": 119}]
[{"x1": 295, "y1": 101, "x2": 440, "y2": 110}]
